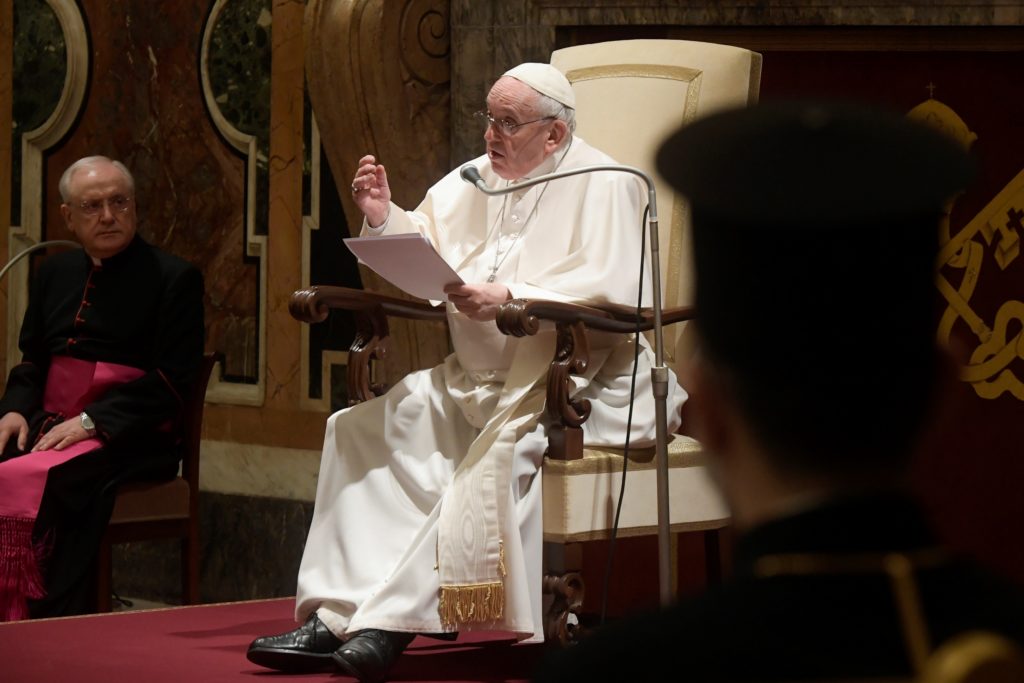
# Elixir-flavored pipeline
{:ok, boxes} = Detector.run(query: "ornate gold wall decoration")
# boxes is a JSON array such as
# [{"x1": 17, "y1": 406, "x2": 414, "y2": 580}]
[
  {"x1": 304, "y1": 0, "x2": 451, "y2": 388},
  {"x1": 911, "y1": 98, "x2": 1024, "y2": 400}
]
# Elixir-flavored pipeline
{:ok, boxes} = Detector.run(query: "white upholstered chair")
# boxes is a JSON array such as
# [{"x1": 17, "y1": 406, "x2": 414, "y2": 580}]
[
  {"x1": 523, "y1": 38, "x2": 760, "y2": 642},
  {"x1": 290, "y1": 38, "x2": 762, "y2": 644}
]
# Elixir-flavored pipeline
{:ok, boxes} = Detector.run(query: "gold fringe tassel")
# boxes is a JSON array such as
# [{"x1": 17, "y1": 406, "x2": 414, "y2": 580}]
[{"x1": 438, "y1": 581, "x2": 505, "y2": 629}]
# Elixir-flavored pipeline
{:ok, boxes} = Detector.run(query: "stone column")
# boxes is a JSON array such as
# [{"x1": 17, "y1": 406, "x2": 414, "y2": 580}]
[{"x1": 267, "y1": 0, "x2": 306, "y2": 409}]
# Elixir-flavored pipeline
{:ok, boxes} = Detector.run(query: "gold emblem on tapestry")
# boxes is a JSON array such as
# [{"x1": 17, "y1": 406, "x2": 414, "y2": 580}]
[{"x1": 909, "y1": 95, "x2": 1024, "y2": 400}]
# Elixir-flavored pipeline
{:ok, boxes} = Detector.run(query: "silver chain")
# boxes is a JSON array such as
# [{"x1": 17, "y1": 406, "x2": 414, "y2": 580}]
[{"x1": 483, "y1": 139, "x2": 573, "y2": 283}]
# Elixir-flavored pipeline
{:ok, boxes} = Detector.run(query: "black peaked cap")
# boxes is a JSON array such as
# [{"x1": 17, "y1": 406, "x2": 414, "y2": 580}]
[
  {"x1": 656, "y1": 99, "x2": 973, "y2": 226},
  {"x1": 654, "y1": 99, "x2": 973, "y2": 387}
]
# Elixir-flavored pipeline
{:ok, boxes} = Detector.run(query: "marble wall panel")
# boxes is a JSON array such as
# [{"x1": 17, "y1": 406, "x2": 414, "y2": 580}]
[
  {"x1": 451, "y1": 0, "x2": 492, "y2": 26},
  {"x1": 264, "y1": 0, "x2": 304, "y2": 408},
  {"x1": 112, "y1": 492, "x2": 314, "y2": 604},
  {"x1": 206, "y1": 0, "x2": 271, "y2": 239},
  {"x1": 202, "y1": 0, "x2": 273, "y2": 384},
  {"x1": 199, "y1": 440, "x2": 320, "y2": 502}
]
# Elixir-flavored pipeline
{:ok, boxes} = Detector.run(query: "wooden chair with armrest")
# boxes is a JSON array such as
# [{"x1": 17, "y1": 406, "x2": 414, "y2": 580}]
[
  {"x1": 95, "y1": 352, "x2": 217, "y2": 611},
  {"x1": 291, "y1": 39, "x2": 761, "y2": 644},
  {"x1": 289, "y1": 286, "x2": 725, "y2": 645}
]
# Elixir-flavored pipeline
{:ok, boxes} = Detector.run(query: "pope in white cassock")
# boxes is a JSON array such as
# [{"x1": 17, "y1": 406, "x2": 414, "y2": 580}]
[{"x1": 247, "y1": 62, "x2": 687, "y2": 682}]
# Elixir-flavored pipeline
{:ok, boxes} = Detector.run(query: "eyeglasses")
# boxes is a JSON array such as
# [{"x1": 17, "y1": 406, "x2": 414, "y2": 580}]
[
  {"x1": 76, "y1": 195, "x2": 133, "y2": 217},
  {"x1": 474, "y1": 110, "x2": 554, "y2": 135}
]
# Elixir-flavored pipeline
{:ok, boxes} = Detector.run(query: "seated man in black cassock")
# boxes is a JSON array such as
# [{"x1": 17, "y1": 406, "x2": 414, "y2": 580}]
[
  {"x1": 0, "y1": 156, "x2": 204, "y2": 620},
  {"x1": 533, "y1": 101, "x2": 1024, "y2": 681}
]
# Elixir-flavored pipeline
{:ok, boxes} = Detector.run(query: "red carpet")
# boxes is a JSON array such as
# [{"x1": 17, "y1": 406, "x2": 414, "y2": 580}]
[{"x1": 0, "y1": 598, "x2": 546, "y2": 682}]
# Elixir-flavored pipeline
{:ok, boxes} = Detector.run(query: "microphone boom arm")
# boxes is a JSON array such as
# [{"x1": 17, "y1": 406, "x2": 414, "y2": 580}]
[{"x1": 462, "y1": 162, "x2": 674, "y2": 605}]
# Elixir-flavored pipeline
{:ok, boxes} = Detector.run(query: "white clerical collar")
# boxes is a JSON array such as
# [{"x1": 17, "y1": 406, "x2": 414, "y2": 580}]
[
  {"x1": 508, "y1": 138, "x2": 575, "y2": 202},
  {"x1": 519, "y1": 136, "x2": 574, "y2": 182}
]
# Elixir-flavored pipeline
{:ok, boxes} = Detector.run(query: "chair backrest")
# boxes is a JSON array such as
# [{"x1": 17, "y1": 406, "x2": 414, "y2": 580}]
[
  {"x1": 98, "y1": 353, "x2": 217, "y2": 611},
  {"x1": 550, "y1": 39, "x2": 762, "y2": 367}
]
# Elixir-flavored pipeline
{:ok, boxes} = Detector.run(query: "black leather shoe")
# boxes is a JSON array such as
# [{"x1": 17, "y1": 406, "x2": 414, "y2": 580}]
[
  {"x1": 331, "y1": 629, "x2": 415, "y2": 682},
  {"x1": 423, "y1": 631, "x2": 459, "y2": 641},
  {"x1": 246, "y1": 612, "x2": 343, "y2": 672}
]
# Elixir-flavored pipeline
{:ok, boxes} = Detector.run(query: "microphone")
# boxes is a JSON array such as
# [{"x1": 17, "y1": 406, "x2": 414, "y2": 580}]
[
  {"x1": 459, "y1": 157, "x2": 675, "y2": 604},
  {"x1": 459, "y1": 164, "x2": 486, "y2": 191},
  {"x1": 459, "y1": 160, "x2": 656, "y2": 210},
  {"x1": 0, "y1": 239, "x2": 81, "y2": 283}
]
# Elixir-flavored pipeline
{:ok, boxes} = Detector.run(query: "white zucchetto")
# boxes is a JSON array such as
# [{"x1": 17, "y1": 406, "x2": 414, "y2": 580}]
[{"x1": 502, "y1": 63, "x2": 576, "y2": 109}]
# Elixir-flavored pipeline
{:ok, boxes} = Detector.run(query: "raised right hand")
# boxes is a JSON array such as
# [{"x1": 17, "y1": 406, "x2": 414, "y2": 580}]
[
  {"x1": 0, "y1": 411, "x2": 29, "y2": 454},
  {"x1": 351, "y1": 154, "x2": 391, "y2": 228}
]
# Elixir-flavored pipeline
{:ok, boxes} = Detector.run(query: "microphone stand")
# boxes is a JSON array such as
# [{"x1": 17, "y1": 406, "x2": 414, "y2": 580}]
[
  {"x1": 464, "y1": 164, "x2": 675, "y2": 605},
  {"x1": 0, "y1": 240, "x2": 81, "y2": 283}
]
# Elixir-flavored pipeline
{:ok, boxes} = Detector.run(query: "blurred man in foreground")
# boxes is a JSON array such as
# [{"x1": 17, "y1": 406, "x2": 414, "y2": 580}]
[{"x1": 534, "y1": 101, "x2": 1024, "y2": 681}]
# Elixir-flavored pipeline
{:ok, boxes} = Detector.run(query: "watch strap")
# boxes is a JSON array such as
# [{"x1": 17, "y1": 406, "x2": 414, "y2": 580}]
[{"x1": 79, "y1": 411, "x2": 97, "y2": 435}]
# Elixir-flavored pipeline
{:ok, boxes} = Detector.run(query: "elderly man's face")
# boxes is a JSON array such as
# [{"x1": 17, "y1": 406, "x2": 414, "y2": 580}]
[
  {"x1": 60, "y1": 161, "x2": 137, "y2": 260},
  {"x1": 484, "y1": 76, "x2": 566, "y2": 180}
]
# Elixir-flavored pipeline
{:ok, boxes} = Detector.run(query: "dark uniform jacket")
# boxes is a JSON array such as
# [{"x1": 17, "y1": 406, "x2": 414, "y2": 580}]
[
  {"x1": 533, "y1": 492, "x2": 1024, "y2": 682},
  {"x1": 0, "y1": 234, "x2": 204, "y2": 461}
]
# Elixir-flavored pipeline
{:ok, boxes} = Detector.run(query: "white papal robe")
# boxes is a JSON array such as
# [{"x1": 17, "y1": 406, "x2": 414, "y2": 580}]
[{"x1": 295, "y1": 136, "x2": 686, "y2": 642}]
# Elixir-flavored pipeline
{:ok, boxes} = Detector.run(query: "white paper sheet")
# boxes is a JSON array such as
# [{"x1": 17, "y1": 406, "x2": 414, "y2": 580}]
[{"x1": 343, "y1": 233, "x2": 464, "y2": 302}]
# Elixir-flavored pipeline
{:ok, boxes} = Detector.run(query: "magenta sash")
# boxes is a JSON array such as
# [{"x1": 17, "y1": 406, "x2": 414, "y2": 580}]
[{"x1": 0, "y1": 357, "x2": 144, "y2": 621}]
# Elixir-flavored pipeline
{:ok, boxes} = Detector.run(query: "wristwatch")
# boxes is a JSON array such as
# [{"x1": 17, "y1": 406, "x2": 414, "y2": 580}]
[{"x1": 80, "y1": 411, "x2": 97, "y2": 436}]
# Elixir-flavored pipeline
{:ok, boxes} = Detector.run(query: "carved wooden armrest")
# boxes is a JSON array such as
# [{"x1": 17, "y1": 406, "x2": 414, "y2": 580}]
[
  {"x1": 496, "y1": 298, "x2": 697, "y2": 460},
  {"x1": 289, "y1": 286, "x2": 446, "y2": 405},
  {"x1": 289, "y1": 285, "x2": 444, "y2": 322},
  {"x1": 496, "y1": 298, "x2": 696, "y2": 337}
]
